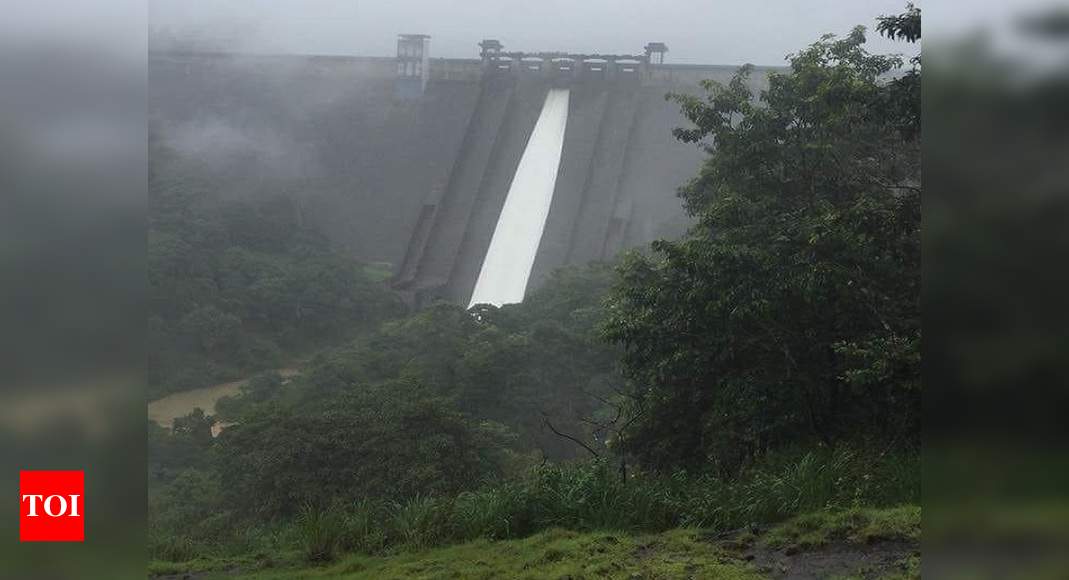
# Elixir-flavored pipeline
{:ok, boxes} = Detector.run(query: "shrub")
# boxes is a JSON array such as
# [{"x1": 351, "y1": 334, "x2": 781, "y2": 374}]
[
  {"x1": 153, "y1": 445, "x2": 919, "y2": 562},
  {"x1": 212, "y1": 380, "x2": 512, "y2": 518},
  {"x1": 452, "y1": 484, "x2": 531, "y2": 541},
  {"x1": 149, "y1": 534, "x2": 198, "y2": 562},
  {"x1": 388, "y1": 495, "x2": 453, "y2": 550},
  {"x1": 339, "y1": 499, "x2": 388, "y2": 554},
  {"x1": 295, "y1": 504, "x2": 346, "y2": 562}
]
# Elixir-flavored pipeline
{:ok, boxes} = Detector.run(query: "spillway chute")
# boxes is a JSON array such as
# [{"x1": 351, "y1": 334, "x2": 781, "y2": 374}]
[{"x1": 468, "y1": 88, "x2": 570, "y2": 308}]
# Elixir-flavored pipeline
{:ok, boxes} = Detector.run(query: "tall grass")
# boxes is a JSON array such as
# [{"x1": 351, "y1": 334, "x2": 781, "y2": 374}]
[
  {"x1": 452, "y1": 485, "x2": 528, "y2": 540},
  {"x1": 339, "y1": 498, "x2": 387, "y2": 554},
  {"x1": 157, "y1": 446, "x2": 919, "y2": 563},
  {"x1": 522, "y1": 460, "x2": 679, "y2": 532},
  {"x1": 388, "y1": 495, "x2": 455, "y2": 550},
  {"x1": 681, "y1": 446, "x2": 918, "y2": 529},
  {"x1": 148, "y1": 533, "x2": 198, "y2": 562},
  {"x1": 295, "y1": 503, "x2": 346, "y2": 562}
]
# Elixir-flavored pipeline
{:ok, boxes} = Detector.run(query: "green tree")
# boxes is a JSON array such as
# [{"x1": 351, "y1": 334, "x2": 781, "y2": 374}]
[
  {"x1": 293, "y1": 264, "x2": 622, "y2": 460},
  {"x1": 149, "y1": 410, "x2": 216, "y2": 482},
  {"x1": 148, "y1": 130, "x2": 405, "y2": 398},
  {"x1": 604, "y1": 18, "x2": 921, "y2": 473},
  {"x1": 212, "y1": 380, "x2": 512, "y2": 518}
]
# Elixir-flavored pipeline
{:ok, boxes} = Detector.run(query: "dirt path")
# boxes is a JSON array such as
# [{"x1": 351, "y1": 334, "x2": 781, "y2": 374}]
[{"x1": 744, "y1": 539, "x2": 917, "y2": 579}]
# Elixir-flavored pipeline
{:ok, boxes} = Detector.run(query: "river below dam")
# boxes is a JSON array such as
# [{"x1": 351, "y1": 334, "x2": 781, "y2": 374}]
[{"x1": 148, "y1": 368, "x2": 300, "y2": 433}]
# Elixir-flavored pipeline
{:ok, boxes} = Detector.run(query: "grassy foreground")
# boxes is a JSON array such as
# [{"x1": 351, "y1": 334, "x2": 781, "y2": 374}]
[
  {"x1": 152, "y1": 528, "x2": 760, "y2": 579},
  {"x1": 149, "y1": 506, "x2": 919, "y2": 579},
  {"x1": 246, "y1": 528, "x2": 757, "y2": 580}
]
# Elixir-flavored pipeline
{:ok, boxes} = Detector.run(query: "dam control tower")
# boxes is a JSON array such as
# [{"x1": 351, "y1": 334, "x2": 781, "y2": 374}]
[{"x1": 395, "y1": 33, "x2": 431, "y2": 98}]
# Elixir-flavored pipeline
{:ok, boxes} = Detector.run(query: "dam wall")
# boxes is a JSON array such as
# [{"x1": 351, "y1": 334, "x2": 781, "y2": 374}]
[
  {"x1": 149, "y1": 47, "x2": 777, "y2": 307},
  {"x1": 438, "y1": 78, "x2": 550, "y2": 304}
]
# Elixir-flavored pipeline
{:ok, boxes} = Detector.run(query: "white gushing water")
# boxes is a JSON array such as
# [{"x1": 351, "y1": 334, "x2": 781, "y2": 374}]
[{"x1": 469, "y1": 89, "x2": 570, "y2": 308}]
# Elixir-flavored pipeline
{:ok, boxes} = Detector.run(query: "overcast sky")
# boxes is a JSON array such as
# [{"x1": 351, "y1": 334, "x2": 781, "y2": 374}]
[{"x1": 150, "y1": 0, "x2": 930, "y2": 66}]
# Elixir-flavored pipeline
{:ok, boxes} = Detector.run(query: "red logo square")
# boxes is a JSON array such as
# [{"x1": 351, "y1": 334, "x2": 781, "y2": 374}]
[{"x1": 19, "y1": 470, "x2": 84, "y2": 542}]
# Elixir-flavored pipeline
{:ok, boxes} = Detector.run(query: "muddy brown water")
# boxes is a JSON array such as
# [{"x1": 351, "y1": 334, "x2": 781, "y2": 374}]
[{"x1": 148, "y1": 368, "x2": 299, "y2": 433}]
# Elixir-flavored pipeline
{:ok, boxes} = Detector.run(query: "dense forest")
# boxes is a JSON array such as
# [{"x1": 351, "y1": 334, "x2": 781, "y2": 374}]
[
  {"x1": 150, "y1": 7, "x2": 921, "y2": 578},
  {"x1": 149, "y1": 131, "x2": 404, "y2": 399}
]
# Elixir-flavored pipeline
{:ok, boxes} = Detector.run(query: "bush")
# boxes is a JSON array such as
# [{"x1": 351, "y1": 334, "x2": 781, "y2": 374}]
[
  {"x1": 388, "y1": 495, "x2": 454, "y2": 550},
  {"x1": 149, "y1": 534, "x2": 198, "y2": 562},
  {"x1": 149, "y1": 469, "x2": 229, "y2": 540},
  {"x1": 212, "y1": 380, "x2": 513, "y2": 518},
  {"x1": 452, "y1": 485, "x2": 530, "y2": 541},
  {"x1": 522, "y1": 461, "x2": 676, "y2": 532},
  {"x1": 339, "y1": 499, "x2": 388, "y2": 554},
  {"x1": 681, "y1": 446, "x2": 920, "y2": 529},
  {"x1": 264, "y1": 446, "x2": 918, "y2": 560},
  {"x1": 295, "y1": 504, "x2": 346, "y2": 562},
  {"x1": 150, "y1": 444, "x2": 918, "y2": 564}
]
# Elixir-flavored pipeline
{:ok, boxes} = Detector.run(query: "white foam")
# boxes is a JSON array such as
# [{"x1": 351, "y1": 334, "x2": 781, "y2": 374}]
[{"x1": 468, "y1": 88, "x2": 570, "y2": 308}]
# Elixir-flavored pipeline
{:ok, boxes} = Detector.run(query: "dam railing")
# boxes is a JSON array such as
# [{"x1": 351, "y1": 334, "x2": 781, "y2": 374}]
[{"x1": 481, "y1": 51, "x2": 649, "y2": 83}]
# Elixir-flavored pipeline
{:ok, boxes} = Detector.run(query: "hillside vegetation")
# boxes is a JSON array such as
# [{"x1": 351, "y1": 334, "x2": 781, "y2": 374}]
[
  {"x1": 149, "y1": 505, "x2": 919, "y2": 579},
  {"x1": 149, "y1": 135, "x2": 404, "y2": 399}
]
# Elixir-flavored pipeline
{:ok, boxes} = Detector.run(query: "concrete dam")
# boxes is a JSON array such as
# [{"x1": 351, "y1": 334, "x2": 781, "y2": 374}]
[{"x1": 149, "y1": 36, "x2": 774, "y2": 307}]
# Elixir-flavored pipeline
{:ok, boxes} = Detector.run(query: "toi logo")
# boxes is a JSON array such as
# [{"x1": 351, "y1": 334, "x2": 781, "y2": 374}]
[{"x1": 19, "y1": 470, "x2": 84, "y2": 542}]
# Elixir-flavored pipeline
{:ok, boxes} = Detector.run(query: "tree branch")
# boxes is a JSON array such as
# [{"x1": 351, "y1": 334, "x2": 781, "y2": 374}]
[{"x1": 542, "y1": 414, "x2": 600, "y2": 458}]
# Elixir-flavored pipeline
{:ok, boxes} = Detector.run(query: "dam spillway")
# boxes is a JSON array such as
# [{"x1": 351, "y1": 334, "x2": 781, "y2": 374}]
[
  {"x1": 148, "y1": 39, "x2": 778, "y2": 308},
  {"x1": 469, "y1": 88, "x2": 570, "y2": 307}
]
